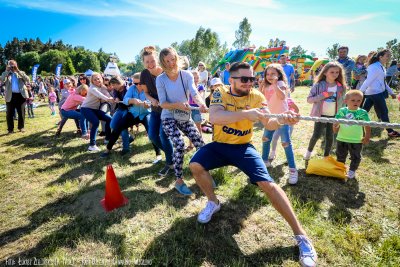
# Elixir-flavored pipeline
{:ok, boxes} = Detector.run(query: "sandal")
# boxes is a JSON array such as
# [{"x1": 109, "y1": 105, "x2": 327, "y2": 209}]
[{"x1": 388, "y1": 131, "x2": 400, "y2": 138}]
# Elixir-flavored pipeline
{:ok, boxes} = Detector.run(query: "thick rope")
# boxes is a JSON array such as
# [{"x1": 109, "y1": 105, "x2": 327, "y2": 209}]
[
  {"x1": 189, "y1": 107, "x2": 400, "y2": 129},
  {"x1": 265, "y1": 113, "x2": 400, "y2": 129}
]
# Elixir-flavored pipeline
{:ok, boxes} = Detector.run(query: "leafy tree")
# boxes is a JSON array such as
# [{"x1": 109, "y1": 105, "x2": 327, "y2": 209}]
[
  {"x1": 326, "y1": 43, "x2": 340, "y2": 60},
  {"x1": 289, "y1": 45, "x2": 307, "y2": 57},
  {"x1": 39, "y1": 49, "x2": 68, "y2": 74},
  {"x1": 173, "y1": 27, "x2": 221, "y2": 68},
  {"x1": 16, "y1": 51, "x2": 40, "y2": 72},
  {"x1": 71, "y1": 49, "x2": 100, "y2": 72},
  {"x1": 232, "y1": 17, "x2": 252, "y2": 49},
  {"x1": 386, "y1": 39, "x2": 400, "y2": 61},
  {"x1": 97, "y1": 48, "x2": 111, "y2": 71}
]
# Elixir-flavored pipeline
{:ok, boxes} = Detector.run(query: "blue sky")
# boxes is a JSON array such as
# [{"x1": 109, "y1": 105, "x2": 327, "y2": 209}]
[{"x1": 1, "y1": 0, "x2": 399, "y2": 65}]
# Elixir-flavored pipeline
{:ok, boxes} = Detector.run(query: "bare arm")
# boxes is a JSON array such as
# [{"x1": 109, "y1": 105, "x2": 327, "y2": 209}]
[
  {"x1": 209, "y1": 105, "x2": 290, "y2": 131},
  {"x1": 142, "y1": 84, "x2": 159, "y2": 106}
]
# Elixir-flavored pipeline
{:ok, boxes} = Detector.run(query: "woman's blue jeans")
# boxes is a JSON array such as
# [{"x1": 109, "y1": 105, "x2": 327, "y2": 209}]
[
  {"x1": 148, "y1": 111, "x2": 173, "y2": 165},
  {"x1": 61, "y1": 109, "x2": 87, "y2": 135},
  {"x1": 262, "y1": 124, "x2": 296, "y2": 168},
  {"x1": 110, "y1": 109, "x2": 130, "y2": 150},
  {"x1": 81, "y1": 107, "x2": 112, "y2": 146}
]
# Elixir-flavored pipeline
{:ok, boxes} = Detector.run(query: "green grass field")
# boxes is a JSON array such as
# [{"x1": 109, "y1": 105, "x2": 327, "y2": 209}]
[{"x1": 0, "y1": 87, "x2": 399, "y2": 266}]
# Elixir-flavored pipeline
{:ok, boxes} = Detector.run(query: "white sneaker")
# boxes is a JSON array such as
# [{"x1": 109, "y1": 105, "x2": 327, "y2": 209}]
[
  {"x1": 347, "y1": 170, "x2": 356, "y2": 179},
  {"x1": 304, "y1": 150, "x2": 312, "y2": 160},
  {"x1": 152, "y1": 155, "x2": 162, "y2": 164},
  {"x1": 288, "y1": 168, "x2": 298, "y2": 185},
  {"x1": 295, "y1": 235, "x2": 317, "y2": 267},
  {"x1": 88, "y1": 145, "x2": 100, "y2": 152},
  {"x1": 197, "y1": 200, "x2": 221, "y2": 224}
]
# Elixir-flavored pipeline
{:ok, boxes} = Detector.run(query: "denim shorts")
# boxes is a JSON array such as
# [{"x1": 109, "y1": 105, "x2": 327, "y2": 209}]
[
  {"x1": 191, "y1": 109, "x2": 203, "y2": 123},
  {"x1": 190, "y1": 142, "x2": 274, "y2": 184}
]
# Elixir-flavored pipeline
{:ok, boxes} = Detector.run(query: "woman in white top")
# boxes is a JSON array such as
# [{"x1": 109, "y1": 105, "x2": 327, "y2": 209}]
[
  {"x1": 81, "y1": 73, "x2": 115, "y2": 151},
  {"x1": 360, "y1": 49, "x2": 399, "y2": 137},
  {"x1": 197, "y1": 61, "x2": 208, "y2": 88}
]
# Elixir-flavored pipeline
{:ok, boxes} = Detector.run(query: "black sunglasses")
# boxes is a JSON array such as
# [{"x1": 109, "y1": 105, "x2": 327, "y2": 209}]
[
  {"x1": 231, "y1": 76, "x2": 256, "y2": 83},
  {"x1": 134, "y1": 82, "x2": 141, "y2": 85}
]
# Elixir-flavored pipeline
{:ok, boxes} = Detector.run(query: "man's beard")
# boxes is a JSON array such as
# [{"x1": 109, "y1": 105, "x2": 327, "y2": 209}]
[{"x1": 234, "y1": 87, "x2": 250, "y2": 97}]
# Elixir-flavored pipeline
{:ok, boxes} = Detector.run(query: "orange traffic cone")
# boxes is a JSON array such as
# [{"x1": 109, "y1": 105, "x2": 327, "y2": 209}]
[{"x1": 101, "y1": 165, "x2": 128, "y2": 212}]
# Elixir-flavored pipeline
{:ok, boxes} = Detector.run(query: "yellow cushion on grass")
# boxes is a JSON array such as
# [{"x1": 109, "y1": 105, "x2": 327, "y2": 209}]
[{"x1": 306, "y1": 156, "x2": 347, "y2": 180}]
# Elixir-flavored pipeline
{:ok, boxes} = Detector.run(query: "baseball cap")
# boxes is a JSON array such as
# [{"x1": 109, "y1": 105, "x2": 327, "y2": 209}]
[
  {"x1": 63, "y1": 78, "x2": 71, "y2": 84},
  {"x1": 210, "y1": 78, "x2": 223, "y2": 86}
]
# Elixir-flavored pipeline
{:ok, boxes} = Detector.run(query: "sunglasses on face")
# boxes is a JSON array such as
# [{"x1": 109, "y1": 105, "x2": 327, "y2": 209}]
[
  {"x1": 134, "y1": 82, "x2": 142, "y2": 86},
  {"x1": 231, "y1": 76, "x2": 256, "y2": 83}
]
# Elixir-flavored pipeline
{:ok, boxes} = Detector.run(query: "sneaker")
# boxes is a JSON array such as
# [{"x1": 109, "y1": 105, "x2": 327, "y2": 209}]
[
  {"x1": 7, "y1": 131, "x2": 14, "y2": 135},
  {"x1": 152, "y1": 155, "x2": 162, "y2": 164},
  {"x1": 264, "y1": 160, "x2": 272, "y2": 168},
  {"x1": 158, "y1": 165, "x2": 173, "y2": 176},
  {"x1": 81, "y1": 134, "x2": 90, "y2": 140},
  {"x1": 304, "y1": 150, "x2": 312, "y2": 160},
  {"x1": 347, "y1": 170, "x2": 356, "y2": 179},
  {"x1": 88, "y1": 145, "x2": 100, "y2": 152},
  {"x1": 175, "y1": 182, "x2": 193, "y2": 196},
  {"x1": 120, "y1": 149, "x2": 130, "y2": 156},
  {"x1": 99, "y1": 131, "x2": 106, "y2": 137},
  {"x1": 388, "y1": 131, "x2": 400, "y2": 138},
  {"x1": 100, "y1": 151, "x2": 111, "y2": 158},
  {"x1": 294, "y1": 235, "x2": 317, "y2": 267},
  {"x1": 19, "y1": 128, "x2": 25, "y2": 133},
  {"x1": 197, "y1": 200, "x2": 221, "y2": 224},
  {"x1": 288, "y1": 168, "x2": 298, "y2": 185}
]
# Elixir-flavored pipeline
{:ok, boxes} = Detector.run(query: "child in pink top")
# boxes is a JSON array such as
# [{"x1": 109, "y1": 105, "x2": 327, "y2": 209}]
[
  {"x1": 48, "y1": 86, "x2": 57, "y2": 116},
  {"x1": 261, "y1": 64, "x2": 298, "y2": 185},
  {"x1": 56, "y1": 84, "x2": 88, "y2": 138}
]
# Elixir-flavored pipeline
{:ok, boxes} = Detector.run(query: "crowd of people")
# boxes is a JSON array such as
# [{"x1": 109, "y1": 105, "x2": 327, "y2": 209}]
[{"x1": 2, "y1": 45, "x2": 400, "y2": 267}]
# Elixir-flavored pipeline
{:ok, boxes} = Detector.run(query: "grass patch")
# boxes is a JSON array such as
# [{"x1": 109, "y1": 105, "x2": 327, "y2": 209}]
[{"x1": 0, "y1": 87, "x2": 399, "y2": 266}]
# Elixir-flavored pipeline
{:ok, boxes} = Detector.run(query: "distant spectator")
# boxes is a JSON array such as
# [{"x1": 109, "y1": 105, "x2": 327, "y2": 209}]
[
  {"x1": 197, "y1": 61, "x2": 208, "y2": 88},
  {"x1": 353, "y1": 55, "x2": 367, "y2": 89},
  {"x1": 336, "y1": 46, "x2": 355, "y2": 86},
  {"x1": 386, "y1": 60, "x2": 399, "y2": 88},
  {"x1": 279, "y1": 54, "x2": 295, "y2": 92},
  {"x1": 0, "y1": 59, "x2": 30, "y2": 134},
  {"x1": 220, "y1": 62, "x2": 231, "y2": 85}
]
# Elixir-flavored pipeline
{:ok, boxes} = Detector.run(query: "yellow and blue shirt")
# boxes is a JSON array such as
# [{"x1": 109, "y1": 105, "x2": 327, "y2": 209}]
[{"x1": 210, "y1": 86, "x2": 266, "y2": 144}]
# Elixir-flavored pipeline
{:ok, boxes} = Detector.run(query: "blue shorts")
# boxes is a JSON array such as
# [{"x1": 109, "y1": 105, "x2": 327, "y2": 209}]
[
  {"x1": 191, "y1": 109, "x2": 203, "y2": 123},
  {"x1": 190, "y1": 142, "x2": 274, "y2": 184}
]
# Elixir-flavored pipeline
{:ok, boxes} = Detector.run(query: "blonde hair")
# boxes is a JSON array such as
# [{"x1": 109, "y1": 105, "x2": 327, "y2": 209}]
[
  {"x1": 76, "y1": 84, "x2": 88, "y2": 95},
  {"x1": 159, "y1": 47, "x2": 180, "y2": 72},
  {"x1": 133, "y1": 72, "x2": 141, "y2": 80},
  {"x1": 345, "y1": 89, "x2": 363, "y2": 99},
  {"x1": 263, "y1": 63, "x2": 288, "y2": 86},
  {"x1": 90, "y1": 72, "x2": 103, "y2": 84},
  {"x1": 198, "y1": 61, "x2": 206, "y2": 69},
  {"x1": 315, "y1": 62, "x2": 347, "y2": 88}
]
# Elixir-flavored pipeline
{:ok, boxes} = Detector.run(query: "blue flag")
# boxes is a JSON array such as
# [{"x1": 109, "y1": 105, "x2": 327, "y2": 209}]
[
  {"x1": 55, "y1": 64, "x2": 62, "y2": 78},
  {"x1": 32, "y1": 64, "x2": 40, "y2": 82}
]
